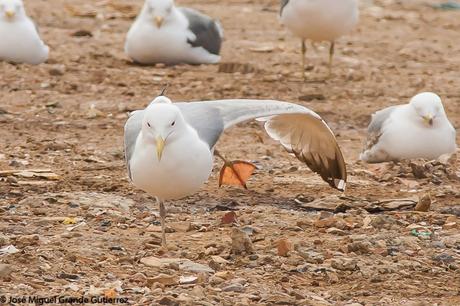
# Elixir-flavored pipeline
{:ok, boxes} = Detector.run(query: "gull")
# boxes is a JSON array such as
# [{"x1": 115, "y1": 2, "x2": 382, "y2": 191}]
[
  {"x1": 279, "y1": 0, "x2": 359, "y2": 79},
  {"x1": 360, "y1": 92, "x2": 457, "y2": 163},
  {"x1": 124, "y1": 95, "x2": 347, "y2": 247},
  {"x1": 0, "y1": 0, "x2": 49, "y2": 64},
  {"x1": 125, "y1": 0, "x2": 223, "y2": 65}
]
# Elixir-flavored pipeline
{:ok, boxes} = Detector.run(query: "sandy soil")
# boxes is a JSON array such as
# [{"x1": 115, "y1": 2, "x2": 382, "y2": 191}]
[{"x1": 1, "y1": 0, "x2": 459, "y2": 305}]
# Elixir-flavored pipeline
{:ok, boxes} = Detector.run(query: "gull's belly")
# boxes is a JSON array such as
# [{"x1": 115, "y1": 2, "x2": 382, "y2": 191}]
[
  {"x1": 130, "y1": 137, "x2": 214, "y2": 200},
  {"x1": 281, "y1": 0, "x2": 359, "y2": 41},
  {"x1": 0, "y1": 20, "x2": 48, "y2": 64},
  {"x1": 382, "y1": 122, "x2": 456, "y2": 160},
  {"x1": 125, "y1": 22, "x2": 213, "y2": 64}
]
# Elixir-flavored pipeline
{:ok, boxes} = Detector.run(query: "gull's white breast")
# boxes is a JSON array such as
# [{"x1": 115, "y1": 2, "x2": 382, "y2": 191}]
[
  {"x1": 281, "y1": 0, "x2": 359, "y2": 42},
  {"x1": 125, "y1": 12, "x2": 219, "y2": 65},
  {"x1": 129, "y1": 127, "x2": 214, "y2": 200},
  {"x1": 0, "y1": 18, "x2": 49, "y2": 64}
]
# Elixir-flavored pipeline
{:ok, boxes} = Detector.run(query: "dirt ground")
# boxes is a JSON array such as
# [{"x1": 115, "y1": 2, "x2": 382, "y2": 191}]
[{"x1": 1, "y1": 0, "x2": 459, "y2": 305}]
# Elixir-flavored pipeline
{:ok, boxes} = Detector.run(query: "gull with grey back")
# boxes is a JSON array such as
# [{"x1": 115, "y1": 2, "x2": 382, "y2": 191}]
[
  {"x1": 125, "y1": 0, "x2": 223, "y2": 65},
  {"x1": 360, "y1": 92, "x2": 457, "y2": 163},
  {"x1": 124, "y1": 96, "x2": 347, "y2": 247}
]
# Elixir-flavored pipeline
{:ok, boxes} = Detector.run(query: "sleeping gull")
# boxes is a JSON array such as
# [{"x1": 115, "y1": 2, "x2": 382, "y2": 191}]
[
  {"x1": 125, "y1": 95, "x2": 347, "y2": 247},
  {"x1": 125, "y1": 0, "x2": 223, "y2": 65},
  {"x1": 0, "y1": 0, "x2": 49, "y2": 64},
  {"x1": 360, "y1": 92, "x2": 457, "y2": 163},
  {"x1": 279, "y1": 0, "x2": 359, "y2": 79}
]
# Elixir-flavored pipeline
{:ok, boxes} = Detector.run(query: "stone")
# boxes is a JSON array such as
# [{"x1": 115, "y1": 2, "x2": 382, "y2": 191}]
[
  {"x1": 347, "y1": 241, "x2": 372, "y2": 254},
  {"x1": 140, "y1": 257, "x2": 214, "y2": 273},
  {"x1": 331, "y1": 258, "x2": 358, "y2": 271},
  {"x1": 0, "y1": 264, "x2": 12, "y2": 278},
  {"x1": 231, "y1": 228, "x2": 254, "y2": 255},
  {"x1": 148, "y1": 274, "x2": 178, "y2": 286},
  {"x1": 222, "y1": 283, "x2": 245, "y2": 293},
  {"x1": 295, "y1": 247, "x2": 324, "y2": 264},
  {"x1": 414, "y1": 193, "x2": 431, "y2": 212},
  {"x1": 179, "y1": 275, "x2": 198, "y2": 285},
  {"x1": 276, "y1": 238, "x2": 293, "y2": 257}
]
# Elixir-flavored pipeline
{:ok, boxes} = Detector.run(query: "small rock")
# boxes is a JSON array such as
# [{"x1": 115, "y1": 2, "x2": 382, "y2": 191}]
[
  {"x1": 209, "y1": 255, "x2": 228, "y2": 271},
  {"x1": 158, "y1": 296, "x2": 179, "y2": 306},
  {"x1": 222, "y1": 283, "x2": 245, "y2": 293},
  {"x1": 415, "y1": 193, "x2": 431, "y2": 212},
  {"x1": 179, "y1": 275, "x2": 198, "y2": 285},
  {"x1": 0, "y1": 264, "x2": 12, "y2": 278},
  {"x1": 347, "y1": 241, "x2": 372, "y2": 254},
  {"x1": 49, "y1": 65, "x2": 66, "y2": 76},
  {"x1": 432, "y1": 253, "x2": 455, "y2": 265},
  {"x1": 221, "y1": 211, "x2": 237, "y2": 225},
  {"x1": 331, "y1": 258, "x2": 358, "y2": 271},
  {"x1": 276, "y1": 238, "x2": 293, "y2": 257},
  {"x1": 148, "y1": 274, "x2": 178, "y2": 286},
  {"x1": 295, "y1": 247, "x2": 324, "y2": 264},
  {"x1": 58, "y1": 272, "x2": 80, "y2": 280},
  {"x1": 231, "y1": 228, "x2": 254, "y2": 255}
]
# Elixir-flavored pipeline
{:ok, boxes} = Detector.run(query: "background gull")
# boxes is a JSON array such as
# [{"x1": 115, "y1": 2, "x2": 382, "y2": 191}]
[
  {"x1": 279, "y1": 0, "x2": 359, "y2": 79},
  {"x1": 124, "y1": 95, "x2": 347, "y2": 247},
  {"x1": 125, "y1": 0, "x2": 223, "y2": 65},
  {"x1": 360, "y1": 92, "x2": 457, "y2": 163},
  {"x1": 0, "y1": 0, "x2": 49, "y2": 64}
]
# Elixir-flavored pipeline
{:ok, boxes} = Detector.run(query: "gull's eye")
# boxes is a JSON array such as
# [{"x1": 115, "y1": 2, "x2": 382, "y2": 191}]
[
  {"x1": 171, "y1": 121, "x2": 175, "y2": 126},
  {"x1": 147, "y1": 122, "x2": 151, "y2": 128}
]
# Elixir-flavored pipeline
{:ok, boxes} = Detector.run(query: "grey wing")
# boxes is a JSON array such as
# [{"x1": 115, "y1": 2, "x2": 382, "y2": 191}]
[
  {"x1": 180, "y1": 99, "x2": 347, "y2": 191},
  {"x1": 179, "y1": 7, "x2": 223, "y2": 55},
  {"x1": 280, "y1": 0, "x2": 290, "y2": 16},
  {"x1": 364, "y1": 105, "x2": 398, "y2": 151},
  {"x1": 124, "y1": 110, "x2": 144, "y2": 181},
  {"x1": 176, "y1": 103, "x2": 224, "y2": 149}
]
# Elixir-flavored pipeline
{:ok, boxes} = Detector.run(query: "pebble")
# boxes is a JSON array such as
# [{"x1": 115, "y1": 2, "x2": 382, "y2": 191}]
[
  {"x1": 0, "y1": 264, "x2": 12, "y2": 278},
  {"x1": 231, "y1": 228, "x2": 254, "y2": 255},
  {"x1": 331, "y1": 258, "x2": 359, "y2": 271},
  {"x1": 222, "y1": 283, "x2": 245, "y2": 293}
]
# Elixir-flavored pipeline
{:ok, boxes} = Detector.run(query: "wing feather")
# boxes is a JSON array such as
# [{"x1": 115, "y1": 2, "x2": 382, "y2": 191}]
[{"x1": 181, "y1": 99, "x2": 347, "y2": 191}]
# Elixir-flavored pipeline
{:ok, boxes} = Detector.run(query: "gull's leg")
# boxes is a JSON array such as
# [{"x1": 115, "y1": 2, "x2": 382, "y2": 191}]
[
  {"x1": 301, "y1": 39, "x2": 307, "y2": 81},
  {"x1": 157, "y1": 197, "x2": 167, "y2": 248},
  {"x1": 328, "y1": 41, "x2": 335, "y2": 77},
  {"x1": 214, "y1": 149, "x2": 256, "y2": 189}
]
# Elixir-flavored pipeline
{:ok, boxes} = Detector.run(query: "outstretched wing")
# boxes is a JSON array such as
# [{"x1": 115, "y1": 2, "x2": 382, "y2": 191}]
[
  {"x1": 176, "y1": 99, "x2": 347, "y2": 191},
  {"x1": 180, "y1": 7, "x2": 223, "y2": 55},
  {"x1": 124, "y1": 110, "x2": 144, "y2": 181}
]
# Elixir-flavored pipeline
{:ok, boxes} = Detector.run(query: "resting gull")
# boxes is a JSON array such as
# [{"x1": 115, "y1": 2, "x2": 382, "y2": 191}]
[
  {"x1": 125, "y1": 0, "x2": 223, "y2": 65},
  {"x1": 360, "y1": 92, "x2": 457, "y2": 163},
  {"x1": 279, "y1": 0, "x2": 359, "y2": 78},
  {"x1": 0, "y1": 0, "x2": 49, "y2": 64},
  {"x1": 124, "y1": 95, "x2": 347, "y2": 246}
]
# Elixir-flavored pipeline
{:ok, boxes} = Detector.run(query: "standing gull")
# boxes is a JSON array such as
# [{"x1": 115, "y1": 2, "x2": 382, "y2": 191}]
[
  {"x1": 360, "y1": 92, "x2": 457, "y2": 163},
  {"x1": 0, "y1": 0, "x2": 49, "y2": 64},
  {"x1": 279, "y1": 0, "x2": 359, "y2": 78},
  {"x1": 125, "y1": 0, "x2": 223, "y2": 65},
  {"x1": 125, "y1": 95, "x2": 347, "y2": 247}
]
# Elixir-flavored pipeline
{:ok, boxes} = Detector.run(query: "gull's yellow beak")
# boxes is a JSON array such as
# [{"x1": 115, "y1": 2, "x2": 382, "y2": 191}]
[
  {"x1": 154, "y1": 16, "x2": 164, "y2": 28},
  {"x1": 5, "y1": 10, "x2": 15, "y2": 19},
  {"x1": 422, "y1": 114, "x2": 434, "y2": 126},
  {"x1": 156, "y1": 136, "x2": 165, "y2": 161}
]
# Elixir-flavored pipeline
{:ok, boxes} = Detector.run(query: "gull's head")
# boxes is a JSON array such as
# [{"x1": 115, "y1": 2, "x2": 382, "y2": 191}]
[
  {"x1": 142, "y1": 96, "x2": 185, "y2": 161},
  {"x1": 0, "y1": 0, "x2": 24, "y2": 21},
  {"x1": 142, "y1": 0, "x2": 175, "y2": 28},
  {"x1": 409, "y1": 92, "x2": 445, "y2": 127}
]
